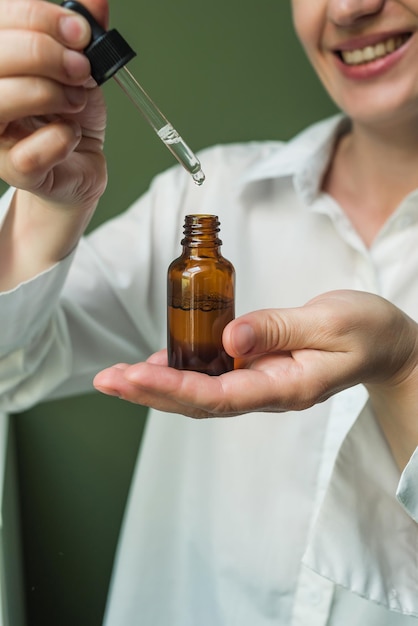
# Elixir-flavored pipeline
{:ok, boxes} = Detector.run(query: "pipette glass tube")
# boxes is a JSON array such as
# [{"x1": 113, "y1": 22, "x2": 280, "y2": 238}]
[
  {"x1": 60, "y1": 1, "x2": 205, "y2": 186},
  {"x1": 113, "y1": 67, "x2": 205, "y2": 186}
]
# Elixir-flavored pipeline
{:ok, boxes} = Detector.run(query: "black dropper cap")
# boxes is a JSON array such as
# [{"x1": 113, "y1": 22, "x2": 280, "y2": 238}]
[{"x1": 61, "y1": 0, "x2": 136, "y2": 85}]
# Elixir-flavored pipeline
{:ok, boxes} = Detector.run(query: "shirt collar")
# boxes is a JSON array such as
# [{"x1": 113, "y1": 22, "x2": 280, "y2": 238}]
[{"x1": 238, "y1": 114, "x2": 350, "y2": 206}]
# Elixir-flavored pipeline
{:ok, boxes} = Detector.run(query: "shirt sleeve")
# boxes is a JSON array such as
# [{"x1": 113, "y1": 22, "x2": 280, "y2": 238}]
[
  {"x1": 0, "y1": 177, "x2": 171, "y2": 411},
  {"x1": 0, "y1": 186, "x2": 77, "y2": 410},
  {"x1": 0, "y1": 250, "x2": 75, "y2": 410},
  {"x1": 0, "y1": 218, "x2": 162, "y2": 411},
  {"x1": 302, "y1": 394, "x2": 418, "y2": 617}
]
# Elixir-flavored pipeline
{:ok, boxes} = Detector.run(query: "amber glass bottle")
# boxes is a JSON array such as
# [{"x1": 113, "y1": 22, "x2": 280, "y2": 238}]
[{"x1": 167, "y1": 214, "x2": 235, "y2": 375}]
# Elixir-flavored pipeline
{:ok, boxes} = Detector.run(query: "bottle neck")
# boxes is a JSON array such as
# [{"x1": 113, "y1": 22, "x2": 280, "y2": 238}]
[{"x1": 181, "y1": 214, "x2": 222, "y2": 255}]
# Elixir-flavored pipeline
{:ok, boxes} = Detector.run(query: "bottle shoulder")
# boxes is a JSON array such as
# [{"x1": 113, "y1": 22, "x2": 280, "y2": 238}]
[
  {"x1": 168, "y1": 256, "x2": 234, "y2": 275},
  {"x1": 168, "y1": 251, "x2": 234, "y2": 271}
]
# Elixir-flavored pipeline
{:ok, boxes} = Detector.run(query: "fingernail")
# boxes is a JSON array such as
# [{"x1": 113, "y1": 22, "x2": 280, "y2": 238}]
[
  {"x1": 83, "y1": 76, "x2": 98, "y2": 89},
  {"x1": 64, "y1": 86, "x2": 86, "y2": 107},
  {"x1": 68, "y1": 120, "x2": 82, "y2": 139},
  {"x1": 59, "y1": 15, "x2": 90, "y2": 44},
  {"x1": 95, "y1": 385, "x2": 120, "y2": 397},
  {"x1": 232, "y1": 323, "x2": 256, "y2": 355},
  {"x1": 63, "y1": 49, "x2": 90, "y2": 79}
]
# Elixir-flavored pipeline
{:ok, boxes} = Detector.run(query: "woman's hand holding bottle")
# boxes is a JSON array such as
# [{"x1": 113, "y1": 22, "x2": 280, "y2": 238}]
[{"x1": 94, "y1": 290, "x2": 418, "y2": 470}]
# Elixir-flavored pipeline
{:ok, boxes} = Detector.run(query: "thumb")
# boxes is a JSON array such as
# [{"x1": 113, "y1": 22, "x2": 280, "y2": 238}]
[
  {"x1": 84, "y1": 0, "x2": 109, "y2": 28},
  {"x1": 65, "y1": 0, "x2": 109, "y2": 31},
  {"x1": 223, "y1": 306, "x2": 325, "y2": 358}
]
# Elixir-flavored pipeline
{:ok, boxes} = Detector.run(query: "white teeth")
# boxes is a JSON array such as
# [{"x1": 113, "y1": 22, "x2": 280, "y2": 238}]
[{"x1": 340, "y1": 35, "x2": 409, "y2": 65}]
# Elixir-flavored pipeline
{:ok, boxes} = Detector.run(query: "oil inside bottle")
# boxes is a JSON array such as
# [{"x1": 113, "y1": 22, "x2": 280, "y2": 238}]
[{"x1": 168, "y1": 294, "x2": 234, "y2": 375}]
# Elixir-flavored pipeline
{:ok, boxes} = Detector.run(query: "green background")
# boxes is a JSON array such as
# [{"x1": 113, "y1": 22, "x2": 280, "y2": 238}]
[{"x1": 10, "y1": 1, "x2": 337, "y2": 624}]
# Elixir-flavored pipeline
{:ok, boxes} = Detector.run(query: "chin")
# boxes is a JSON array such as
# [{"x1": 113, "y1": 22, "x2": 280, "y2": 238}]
[{"x1": 337, "y1": 90, "x2": 418, "y2": 128}]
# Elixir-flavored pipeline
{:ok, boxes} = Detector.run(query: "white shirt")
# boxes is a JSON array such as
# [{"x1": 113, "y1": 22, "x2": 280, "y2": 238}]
[{"x1": 1, "y1": 115, "x2": 418, "y2": 625}]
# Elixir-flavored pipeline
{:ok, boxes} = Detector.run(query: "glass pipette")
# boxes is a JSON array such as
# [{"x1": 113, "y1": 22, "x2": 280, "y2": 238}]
[
  {"x1": 113, "y1": 67, "x2": 205, "y2": 186},
  {"x1": 61, "y1": 1, "x2": 205, "y2": 185}
]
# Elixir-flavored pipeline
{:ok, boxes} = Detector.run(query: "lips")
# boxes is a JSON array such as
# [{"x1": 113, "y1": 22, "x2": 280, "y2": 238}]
[{"x1": 336, "y1": 33, "x2": 411, "y2": 66}]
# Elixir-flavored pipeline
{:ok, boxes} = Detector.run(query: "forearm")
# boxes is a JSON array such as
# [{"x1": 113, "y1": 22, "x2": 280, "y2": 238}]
[
  {"x1": 0, "y1": 188, "x2": 98, "y2": 291},
  {"x1": 365, "y1": 312, "x2": 418, "y2": 471},
  {"x1": 367, "y1": 361, "x2": 418, "y2": 471}
]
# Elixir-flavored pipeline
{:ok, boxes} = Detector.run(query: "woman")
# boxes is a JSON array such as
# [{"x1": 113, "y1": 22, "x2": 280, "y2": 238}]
[{"x1": 0, "y1": 0, "x2": 417, "y2": 624}]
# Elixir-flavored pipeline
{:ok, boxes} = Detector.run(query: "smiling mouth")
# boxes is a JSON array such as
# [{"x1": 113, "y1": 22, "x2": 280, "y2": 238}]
[{"x1": 337, "y1": 33, "x2": 411, "y2": 65}]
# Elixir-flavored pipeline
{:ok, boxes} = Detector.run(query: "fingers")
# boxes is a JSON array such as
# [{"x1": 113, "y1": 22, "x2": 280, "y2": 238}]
[
  {"x1": 0, "y1": 2, "x2": 92, "y2": 87},
  {"x1": 0, "y1": 0, "x2": 111, "y2": 190},
  {"x1": 0, "y1": 2, "x2": 90, "y2": 47},
  {"x1": 0, "y1": 119, "x2": 83, "y2": 190},
  {"x1": 93, "y1": 352, "x2": 325, "y2": 417},
  {"x1": 0, "y1": 3, "x2": 91, "y2": 136},
  {"x1": 0, "y1": 29, "x2": 90, "y2": 84},
  {"x1": 94, "y1": 363, "x2": 222, "y2": 417},
  {"x1": 0, "y1": 0, "x2": 93, "y2": 126},
  {"x1": 94, "y1": 363, "x2": 252, "y2": 418},
  {"x1": 0, "y1": 79, "x2": 87, "y2": 130},
  {"x1": 0, "y1": 0, "x2": 108, "y2": 48},
  {"x1": 66, "y1": 0, "x2": 110, "y2": 30},
  {"x1": 146, "y1": 349, "x2": 169, "y2": 365}
]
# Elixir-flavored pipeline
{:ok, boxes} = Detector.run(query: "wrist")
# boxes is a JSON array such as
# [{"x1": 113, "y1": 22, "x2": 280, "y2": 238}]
[
  {"x1": 366, "y1": 326, "x2": 418, "y2": 470},
  {"x1": 0, "y1": 189, "x2": 97, "y2": 290}
]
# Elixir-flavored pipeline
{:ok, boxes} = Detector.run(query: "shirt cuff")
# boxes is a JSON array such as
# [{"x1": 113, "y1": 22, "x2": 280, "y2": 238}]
[
  {"x1": 0, "y1": 187, "x2": 15, "y2": 229},
  {"x1": 0, "y1": 186, "x2": 77, "y2": 351},
  {"x1": 0, "y1": 251, "x2": 75, "y2": 353},
  {"x1": 396, "y1": 446, "x2": 418, "y2": 523}
]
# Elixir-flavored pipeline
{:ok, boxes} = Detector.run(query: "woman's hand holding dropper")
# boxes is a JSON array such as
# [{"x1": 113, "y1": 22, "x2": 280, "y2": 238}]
[{"x1": 0, "y1": 0, "x2": 109, "y2": 290}]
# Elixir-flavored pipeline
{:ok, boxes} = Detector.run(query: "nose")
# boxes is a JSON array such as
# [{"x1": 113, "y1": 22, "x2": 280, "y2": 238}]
[{"x1": 327, "y1": 0, "x2": 385, "y2": 26}]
